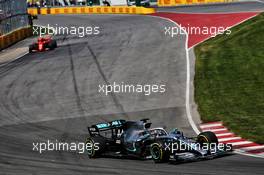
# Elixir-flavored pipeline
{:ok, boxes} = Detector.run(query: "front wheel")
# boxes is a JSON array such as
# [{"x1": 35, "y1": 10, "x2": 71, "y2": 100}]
[
  {"x1": 197, "y1": 131, "x2": 218, "y2": 145},
  {"x1": 150, "y1": 141, "x2": 170, "y2": 163},
  {"x1": 48, "y1": 40, "x2": 57, "y2": 50}
]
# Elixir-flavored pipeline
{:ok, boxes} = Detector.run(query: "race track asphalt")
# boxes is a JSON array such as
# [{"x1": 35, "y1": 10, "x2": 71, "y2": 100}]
[{"x1": 0, "y1": 2, "x2": 264, "y2": 175}]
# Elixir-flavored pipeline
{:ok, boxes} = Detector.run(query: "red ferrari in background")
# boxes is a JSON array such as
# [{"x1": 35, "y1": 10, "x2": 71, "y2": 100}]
[{"x1": 29, "y1": 36, "x2": 57, "y2": 53}]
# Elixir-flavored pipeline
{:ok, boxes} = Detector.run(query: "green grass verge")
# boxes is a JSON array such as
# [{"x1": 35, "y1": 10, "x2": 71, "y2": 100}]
[{"x1": 194, "y1": 13, "x2": 264, "y2": 144}]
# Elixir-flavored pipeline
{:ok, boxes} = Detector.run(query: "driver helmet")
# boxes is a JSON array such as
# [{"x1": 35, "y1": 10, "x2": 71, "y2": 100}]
[{"x1": 170, "y1": 128, "x2": 182, "y2": 135}]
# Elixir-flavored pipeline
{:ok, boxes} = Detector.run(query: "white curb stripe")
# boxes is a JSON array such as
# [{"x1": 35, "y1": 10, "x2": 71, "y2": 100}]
[
  {"x1": 216, "y1": 133, "x2": 234, "y2": 137},
  {"x1": 200, "y1": 123, "x2": 222, "y2": 128},
  {"x1": 203, "y1": 128, "x2": 228, "y2": 132},
  {"x1": 231, "y1": 141, "x2": 253, "y2": 146},
  {"x1": 218, "y1": 137, "x2": 241, "y2": 142}
]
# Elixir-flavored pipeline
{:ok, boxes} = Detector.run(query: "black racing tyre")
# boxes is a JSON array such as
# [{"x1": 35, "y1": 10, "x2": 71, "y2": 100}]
[
  {"x1": 29, "y1": 44, "x2": 36, "y2": 53},
  {"x1": 53, "y1": 40, "x2": 57, "y2": 48},
  {"x1": 150, "y1": 141, "x2": 170, "y2": 163},
  {"x1": 48, "y1": 40, "x2": 57, "y2": 50},
  {"x1": 143, "y1": 2, "x2": 150, "y2": 7},
  {"x1": 197, "y1": 131, "x2": 218, "y2": 145},
  {"x1": 103, "y1": 1, "x2": 110, "y2": 6},
  {"x1": 32, "y1": 15, "x2": 38, "y2": 20},
  {"x1": 86, "y1": 136, "x2": 106, "y2": 158}
]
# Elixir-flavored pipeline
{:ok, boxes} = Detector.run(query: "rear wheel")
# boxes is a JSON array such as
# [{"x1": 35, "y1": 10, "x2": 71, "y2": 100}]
[
  {"x1": 150, "y1": 141, "x2": 170, "y2": 163},
  {"x1": 86, "y1": 136, "x2": 106, "y2": 158},
  {"x1": 53, "y1": 40, "x2": 57, "y2": 48},
  {"x1": 29, "y1": 44, "x2": 36, "y2": 53}
]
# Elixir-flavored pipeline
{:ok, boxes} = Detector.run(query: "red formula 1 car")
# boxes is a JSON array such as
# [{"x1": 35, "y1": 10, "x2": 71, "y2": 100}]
[{"x1": 29, "y1": 36, "x2": 57, "y2": 53}]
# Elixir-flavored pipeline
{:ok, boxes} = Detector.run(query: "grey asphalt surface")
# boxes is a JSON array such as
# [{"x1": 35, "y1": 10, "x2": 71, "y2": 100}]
[
  {"x1": 0, "y1": 14, "x2": 194, "y2": 174},
  {"x1": 1, "y1": 2, "x2": 264, "y2": 175}
]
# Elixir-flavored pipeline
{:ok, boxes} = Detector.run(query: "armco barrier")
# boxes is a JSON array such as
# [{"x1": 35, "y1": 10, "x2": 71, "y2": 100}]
[
  {"x1": 28, "y1": 6, "x2": 156, "y2": 15},
  {"x1": 158, "y1": 0, "x2": 237, "y2": 6},
  {"x1": 0, "y1": 27, "x2": 32, "y2": 51}
]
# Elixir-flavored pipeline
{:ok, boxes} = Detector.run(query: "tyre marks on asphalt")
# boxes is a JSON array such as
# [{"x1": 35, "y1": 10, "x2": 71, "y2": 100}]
[
  {"x1": 0, "y1": 54, "x2": 34, "y2": 79},
  {"x1": 85, "y1": 42, "x2": 128, "y2": 119},
  {"x1": 58, "y1": 39, "x2": 87, "y2": 141},
  {"x1": 0, "y1": 55, "x2": 44, "y2": 126},
  {"x1": 200, "y1": 122, "x2": 264, "y2": 158},
  {"x1": 66, "y1": 40, "x2": 86, "y2": 117},
  {"x1": 58, "y1": 35, "x2": 129, "y2": 125}
]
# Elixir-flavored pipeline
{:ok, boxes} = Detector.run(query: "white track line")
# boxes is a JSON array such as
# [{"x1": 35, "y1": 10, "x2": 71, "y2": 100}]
[
  {"x1": 147, "y1": 15, "x2": 200, "y2": 134},
  {"x1": 184, "y1": 28, "x2": 201, "y2": 135},
  {"x1": 158, "y1": 16, "x2": 202, "y2": 135}
]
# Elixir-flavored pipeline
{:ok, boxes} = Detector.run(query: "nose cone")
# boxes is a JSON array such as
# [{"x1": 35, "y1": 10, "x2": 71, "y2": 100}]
[{"x1": 38, "y1": 43, "x2": 43, "y2": 51}]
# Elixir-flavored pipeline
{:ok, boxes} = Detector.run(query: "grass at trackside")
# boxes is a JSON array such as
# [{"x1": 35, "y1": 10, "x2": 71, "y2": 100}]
[{"x1": 194, "y1": 13, "x2": 264, "y2": 144}]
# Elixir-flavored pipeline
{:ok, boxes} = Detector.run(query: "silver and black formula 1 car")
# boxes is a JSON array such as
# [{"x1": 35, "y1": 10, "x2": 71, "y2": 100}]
[{"x1": 86, "y1": 119, "x2": 232, "y2": 163}]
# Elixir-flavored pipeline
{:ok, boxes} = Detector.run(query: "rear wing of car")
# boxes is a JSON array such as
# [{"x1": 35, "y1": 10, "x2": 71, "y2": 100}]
[{"x1": 87, "y1": 120, "x2": 126, "y2": 136}]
